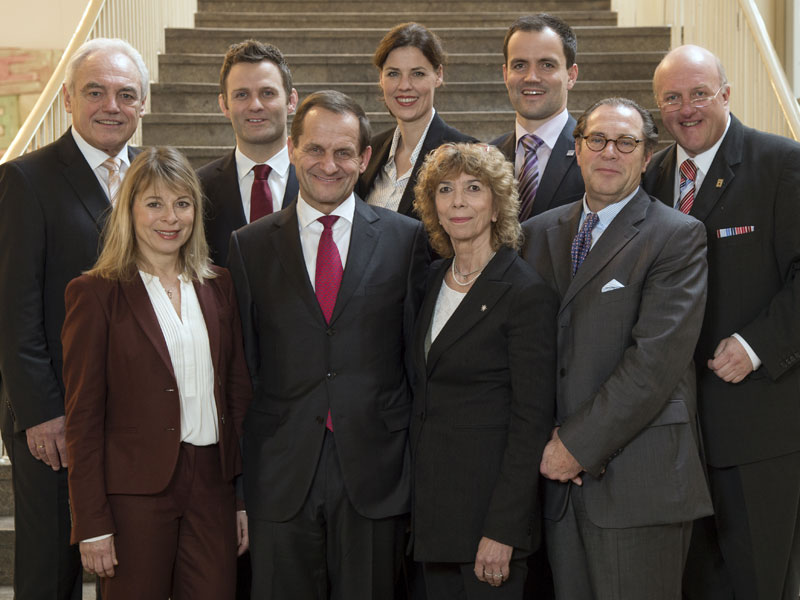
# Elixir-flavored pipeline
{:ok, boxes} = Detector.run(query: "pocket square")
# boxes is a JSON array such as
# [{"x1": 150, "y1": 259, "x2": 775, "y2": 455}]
[
  {"x1": 601, "y1": 279, "x2": 625, "y2": 293},
  {"x1": 717, "y1": 226, "x2": 755, "y2": 238}
]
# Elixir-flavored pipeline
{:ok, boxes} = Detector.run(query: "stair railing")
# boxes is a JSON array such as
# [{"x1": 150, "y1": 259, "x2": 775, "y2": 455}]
[
  {"x1": 0, "y1": 0, "x2": 196, "y2": 165},
  {"x1": 612, "y1": 0, "x2": 800, "y2": 140}
]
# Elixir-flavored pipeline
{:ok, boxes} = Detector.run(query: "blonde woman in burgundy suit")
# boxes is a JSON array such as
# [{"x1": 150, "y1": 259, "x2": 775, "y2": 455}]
[{"x1": 61, "y1": 147, "x2": 252, "y2": 600}]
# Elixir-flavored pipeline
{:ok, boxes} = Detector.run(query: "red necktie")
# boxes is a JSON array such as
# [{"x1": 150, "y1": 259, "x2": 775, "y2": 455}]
[
  {"x1": 249, "y1": 164, "x2": 273, "y2": 222},
  {"x1": 678, "y1": 159, "x2": 697, "y2": 215},
  {"x1": 315, "y1": 215, "x2": 342, "y2": 431}
]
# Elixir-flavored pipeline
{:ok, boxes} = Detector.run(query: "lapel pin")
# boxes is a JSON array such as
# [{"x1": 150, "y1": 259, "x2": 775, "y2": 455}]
[
  {"x1": 716, "y1": 178, "x2": 724, "y2": 188},
  {"x1": 481, "y1": 304, "x2": 487, "y2": 312},
  {"x1": 566, "y1": 150, "x2": 575, "y2": 156}
]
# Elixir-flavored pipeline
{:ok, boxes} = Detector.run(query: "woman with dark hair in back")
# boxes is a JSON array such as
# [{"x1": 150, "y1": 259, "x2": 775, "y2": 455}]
[{"x1": 358, "y1": 22, "x2": 477, "y2": 218}]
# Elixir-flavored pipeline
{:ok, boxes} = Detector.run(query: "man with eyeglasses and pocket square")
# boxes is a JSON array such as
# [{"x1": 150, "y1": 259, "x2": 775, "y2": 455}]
[
  {"x1": 522, "y1": 97, "x2": 712, "y2": 600},
  {"x1": 643, "y1": 45, "x2": 800, "y2": 600}
]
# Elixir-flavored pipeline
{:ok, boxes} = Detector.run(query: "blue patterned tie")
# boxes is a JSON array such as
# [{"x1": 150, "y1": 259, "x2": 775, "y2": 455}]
[
  {"x1": 517, "y1": 133, "x2": 544, "y2": 220},
  {"x1": 571, "y1": 213, "x2": 599, "y2": 276}
]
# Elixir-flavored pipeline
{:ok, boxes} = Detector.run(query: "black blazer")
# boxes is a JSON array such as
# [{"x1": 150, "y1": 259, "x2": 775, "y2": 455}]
[
  {"x1": 197, "y1": 149, "x2": 299, "y2": 267},
  {"x1": 357, "y1": 112, "x2": 477, "y2": 218},
  {"x1": 228, "y1": 198, "x2": 429, "y2": 522},
  {"x1": 643, "y1": 114, "x2": 800, "y2": 467},
  {"x1": 491, "y1": 116, "x2": 584, "y2": 218},
  {"x1": 410, "y1": 247, "x2": 557, "y2": 563},
  {"x1": 0, "y1": 129, "x2": 139, "y2": 433}
]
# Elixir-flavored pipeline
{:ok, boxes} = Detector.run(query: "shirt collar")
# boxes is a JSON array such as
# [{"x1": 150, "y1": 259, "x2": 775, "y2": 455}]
[
  {"x1": 234, "y1": 144, "x2": 290, "y2": 182},
  {"x1": 71, "y1": 127, "x2": 130, "y2": 170},
  {"x1": 387, "y1": 108, "x2": 437, "y2": 165},
  {"x1": 581, "y1": 185, "x2": 640, "y2": 227},
  {"x1": 296, "y1": 192, "x2": 356, "y2": 230},
  {"x1": 676, "y1": 114, "x2": 731, "y2": 176},
  {"x1": 515, "y1": 108, "x2": 569, "y2": 152}
]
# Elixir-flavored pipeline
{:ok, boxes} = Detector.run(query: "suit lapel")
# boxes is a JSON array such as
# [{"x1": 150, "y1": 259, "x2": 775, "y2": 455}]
[
  {"x1": 560, "y1": 190, "x2": 649, "y2": 310},
  {"x1": 652, "y1": 145, "x2": 677, "y2": 207},
  {"x1": 425, "y1": 248, "x2": 515, "y2": 373},
  {"x1": 283, "y1": 164, "x2": 299, "y2": 208},
  {"x1": 217, "y1": 151, "x2": 247, "y2": 228},
  {"x1": 495, "y1": 130, "x2": 515, "y2": 162},
  {"x1": 360, "y1": 132, "x2": 393, "y2": 197},
  {"x1": 414, "y1": 260, "x2": 447, "y2": 373},
  {"x1": 194, "y1": 280, "x2": 221, "y2": 373},
  {"x1": 396, "y1": 113, "x2": 447, "y2": 216},
  {"x1": 56, "y1": 130, "x2": 111, "y2": 233},
  {"x1": 535, "y1": 117, "x2": 577, "y2": 213},
  {"x1": 545, "y1": 202, "x2": 582, "y2": 300},
  {"x1": 270, "y1": 207, "x2": 323, "y2": 321},
  {"x1": 691, "y1": 116, "x2": 742, "y2": 223},
  {"x1": 120, "y1": 275, "x2": 176, "y2": 378},
  {"x1": 330, "y1": 199, "x2": 380, "y2": 324}
]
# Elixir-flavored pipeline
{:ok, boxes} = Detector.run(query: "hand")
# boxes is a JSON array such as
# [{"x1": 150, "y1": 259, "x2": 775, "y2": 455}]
[
  {"x1": 26, "y1": 416, "x2": 68, "y2": 470},
  {"x1": 473, "y1": 537, "x2": 513, "y2": 587},
  {"x1": 236, "y1": 511, "x2": 249, "y2": 556},
  {"x1": 540, "y1": 428, "x2": 583, "y2": 485},
  {"x1": 79, "y1": 536, "x2": 117, "y2": 578},
  {"x1": 708, "y1": 337, "x2": 754, "y2": 383}
]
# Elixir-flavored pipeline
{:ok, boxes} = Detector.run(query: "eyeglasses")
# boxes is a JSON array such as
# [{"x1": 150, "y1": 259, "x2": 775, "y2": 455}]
[
  {"x1": 580, "y1": 135, "x2": 643, "y2": 154},
  {"x1": 658, "y1": 86, "x2": 724, "y2": 113}
]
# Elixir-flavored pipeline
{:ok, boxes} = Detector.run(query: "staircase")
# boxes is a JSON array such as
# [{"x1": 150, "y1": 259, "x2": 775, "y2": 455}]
[{"x1": 142, "y1": 0, "x2": 671, "y2": 166}]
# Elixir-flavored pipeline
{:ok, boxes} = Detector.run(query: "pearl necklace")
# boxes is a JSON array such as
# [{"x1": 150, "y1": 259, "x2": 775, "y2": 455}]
[{"x1": 451, "y1": 251, "x2": 496, "y2": 287}]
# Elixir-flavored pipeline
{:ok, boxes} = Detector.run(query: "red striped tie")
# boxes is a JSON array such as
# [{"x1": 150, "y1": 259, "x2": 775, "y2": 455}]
[{"x1": 678, "y1": 159, "x2": 697, "y2": 214}]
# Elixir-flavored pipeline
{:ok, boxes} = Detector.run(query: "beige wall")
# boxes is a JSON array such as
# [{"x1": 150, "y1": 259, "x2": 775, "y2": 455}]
[{"x1": 0, "y1": 0, "x2": 86, "y2": 49}]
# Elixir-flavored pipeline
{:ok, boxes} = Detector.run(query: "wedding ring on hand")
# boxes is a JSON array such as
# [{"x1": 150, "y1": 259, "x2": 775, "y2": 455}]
[{"x1": 492, "y1": 573, "x2": 503, "y2": 579}]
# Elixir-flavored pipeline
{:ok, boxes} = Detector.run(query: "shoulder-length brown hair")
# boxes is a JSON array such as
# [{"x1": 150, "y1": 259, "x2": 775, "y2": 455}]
[
  {"x1": 413, "y1": 143, "x2": 521, "y2": 257},
  {"x1": 87, "y1": 146, "x2": 215, "y2": 282}
]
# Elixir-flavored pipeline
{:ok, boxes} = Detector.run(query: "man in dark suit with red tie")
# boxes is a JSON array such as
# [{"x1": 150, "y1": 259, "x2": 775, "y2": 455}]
[
  {"x1": 643, "y1": 45, "x2": 800, "y2": 600},
  {"x1": 490, "y1": 14, "x2": 584, "y2": 221},
  {"x1": 0, "y1": 38, "x2": 147, "y2": 599},
  {"x1": 228, "y1": 90, "x2": 428, "y2": 599},
  {"x1": 198, "y1": 39, "x2": 300, "y2": 267}
]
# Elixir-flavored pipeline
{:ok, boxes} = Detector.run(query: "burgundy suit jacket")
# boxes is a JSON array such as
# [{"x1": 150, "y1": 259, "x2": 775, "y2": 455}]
[{"x1": 62, "y1": 266, "x2": 252, "y2": 543}]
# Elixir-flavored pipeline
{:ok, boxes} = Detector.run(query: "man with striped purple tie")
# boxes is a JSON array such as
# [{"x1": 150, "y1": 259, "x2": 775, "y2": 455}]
[
  {"x1": 644, "y1": 44, "x2": 800, "y2": 600},
  {"x1": 491, "y1": 14, "x2": 585, "y2": 221}
]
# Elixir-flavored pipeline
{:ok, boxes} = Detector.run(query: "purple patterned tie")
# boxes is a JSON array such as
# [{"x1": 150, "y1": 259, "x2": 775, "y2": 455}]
[
  {"x1": 571, "y1": 212, "x2": 599, "y2": 276},
  {"x1": 518, "y1": 133, "x2": 545, "y2": 220},
  {"x1": 315, "y1": 215, "x2": 342, "y2": 431}
]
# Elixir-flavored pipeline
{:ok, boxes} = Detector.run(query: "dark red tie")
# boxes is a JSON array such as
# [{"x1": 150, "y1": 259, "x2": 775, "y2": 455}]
[
  {"x1": 315, "y1": 215, "x2": 342, "y2": 431},
  {"x1": 678, "y1": 159, "x2": 697, "y2": 215},
  {"x1": 249, "y1": 164, "x2": 273, "y2": 222}
]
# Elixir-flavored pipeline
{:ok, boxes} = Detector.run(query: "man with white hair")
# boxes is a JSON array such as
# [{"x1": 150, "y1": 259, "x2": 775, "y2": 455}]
[{"x1": 0, "y1": 37, "x2": 147, "y2": 599}]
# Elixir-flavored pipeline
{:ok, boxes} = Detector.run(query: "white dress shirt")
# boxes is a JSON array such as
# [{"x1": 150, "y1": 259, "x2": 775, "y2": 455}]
[
  {"x1": 430, "y1": 279, "x2": 466, "y2": 343},
  {"x1": 514, "y1": 108, "x2": 570, "y2": 180},
  {"x1": 71, "y1": 127, "x2": 130, "y2": 201},
  {"x1": 296, "y1": 193, "x2": 355, "y2": 287},
  {"x1": 366, "y1": 109, "x2": 436, "y2": 212},
  {"x1": 235, "y1": 145, "x2": 292, "y2": 220},
  {"x1": 140, "y1": 271, "x2": 219, "y2": 446}
]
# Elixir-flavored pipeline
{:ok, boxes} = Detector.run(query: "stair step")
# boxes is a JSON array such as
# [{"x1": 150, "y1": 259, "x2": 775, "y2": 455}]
[
  {"x1": 0, "y1": 463, "x2": 11, "y2": 518},
  {"x1": 164, "y1": 26, "x2": 670, "y2": 55},
  {"x1": 142, "y1": 109, "x2": 667, "y2": 148},
  {"x1": 151, "y1": 80, "x2": 656, "y2": 114},
  {"x1": 197, "y1": 0, "x2": 612, "y2": 13},
  {"x1": 195, "y1": 10, "x2": 618, "y2": 28},
  {"x1": 158, "y1": 51, "x2": 665, "y2": 84}
]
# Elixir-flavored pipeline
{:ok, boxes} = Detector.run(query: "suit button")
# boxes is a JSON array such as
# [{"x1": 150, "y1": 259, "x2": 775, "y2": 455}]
[
  {"x1": 315, "y1": 416, "x2": 324, "y2": 425},
  {"x1": 220, "y1": 414, "x2": 226, "y2": 424},
  {"x1": 165, "y1": 427, "x2": 176, "y2": 432},
  {"x1": 327, "y1": 372, "x2": 336, "y2": 379},
  {"x1": 559, "y1": 368, "x2": 566, "y2": 377},
  {"x1": 326, "y1": 328, "x2": 336, "y2": 336},
  {"x1": 165, "y1": 388, "x2": 175, "y2": 392}
]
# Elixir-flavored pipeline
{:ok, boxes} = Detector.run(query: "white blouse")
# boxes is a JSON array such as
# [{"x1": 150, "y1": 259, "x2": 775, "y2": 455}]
[
  {"x1": 430, "y1": 278, "x2": 467, "y2": 343},
  {"x1": 140, "y1": 271, "x2": 219, "y2": 445}
]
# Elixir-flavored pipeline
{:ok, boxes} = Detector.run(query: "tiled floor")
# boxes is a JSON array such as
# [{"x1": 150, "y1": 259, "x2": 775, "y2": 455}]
[{"x1": 0, "y1": 584, "x2": 96, "y2": 599}]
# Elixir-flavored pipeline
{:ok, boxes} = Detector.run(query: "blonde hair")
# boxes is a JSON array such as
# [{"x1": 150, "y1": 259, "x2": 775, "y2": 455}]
[
  {"x1": 413, "y1": 143, "x2": 521, "y2": 257},
  {"x1": 87, "y1": 146, "x2": 215, "y2": 282}
]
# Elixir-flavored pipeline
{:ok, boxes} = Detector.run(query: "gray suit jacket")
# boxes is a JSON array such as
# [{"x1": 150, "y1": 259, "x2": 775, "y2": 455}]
[{"x1": 522, "y1": 189, "x2": 713, "y2": 528}]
